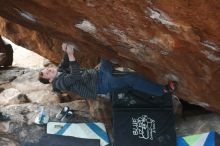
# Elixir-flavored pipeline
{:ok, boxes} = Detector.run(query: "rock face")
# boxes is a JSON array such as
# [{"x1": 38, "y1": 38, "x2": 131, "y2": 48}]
[
  {"x1": 0, "y1": 17, "x2": 99, "y2": 67},
  {"x1": 0, "y1": 0, "x2": 219, "y2": 112},
  {"x1": 0, "y1": 67, "x2": 60, "y2": 105},
  {"x1": 0, "y1": 99, "x2": 112, "y2": 146},
  {"x1": 0, "y1": 17, "x2": 63, "y2": 64}
]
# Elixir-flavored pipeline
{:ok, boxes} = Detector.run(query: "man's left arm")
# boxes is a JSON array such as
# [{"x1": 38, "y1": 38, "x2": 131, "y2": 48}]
[
  {"x1": 58, "y1": 43, "x2": 77, "y2": 73},
  {"x1": 66, "y1": 43, "x2": 83, "y2": 77},
  {"x1": 57, "y1": 53, "x2": 70, "y2": 73}
]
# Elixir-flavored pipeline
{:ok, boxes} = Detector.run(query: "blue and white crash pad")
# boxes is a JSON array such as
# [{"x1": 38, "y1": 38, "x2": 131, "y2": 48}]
[
  {"x1": 47, "y1": 122, "x2": 110, "y2": 146},
  {"x1": 177, "y1": 131, "x2": 220, "y2": 146}
]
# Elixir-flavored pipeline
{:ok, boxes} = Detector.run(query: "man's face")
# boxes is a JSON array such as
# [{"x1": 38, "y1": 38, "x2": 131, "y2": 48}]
[{"x1": 41, "y1": 67, "x2": 57, "y2": 82}]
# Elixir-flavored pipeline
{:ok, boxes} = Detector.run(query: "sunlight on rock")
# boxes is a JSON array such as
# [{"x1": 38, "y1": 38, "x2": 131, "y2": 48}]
[
  {"x1": 75, "y1": 20, "x2": 96, "y2": 34},
  {"x1": 19, "y1": 11, "x2": 36, "y2": 23},
  {"x1": 2, "y1": 37, "x2": 46, "y2": 68}
]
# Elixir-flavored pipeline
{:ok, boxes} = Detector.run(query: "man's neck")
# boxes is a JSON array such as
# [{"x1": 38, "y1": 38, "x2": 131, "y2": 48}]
[{"x1": 50, "y1": 69, "x2": 59, "y2": 83}]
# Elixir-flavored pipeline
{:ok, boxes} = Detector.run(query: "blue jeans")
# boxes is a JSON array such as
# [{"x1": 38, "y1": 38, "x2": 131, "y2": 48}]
[{"x1": 97, "y1": 59, "x2": 164, "y2": 96}]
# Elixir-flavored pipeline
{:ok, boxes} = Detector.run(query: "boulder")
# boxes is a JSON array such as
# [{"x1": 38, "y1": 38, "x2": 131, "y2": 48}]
[
  {"x1": 27, "y1": 90, "x2": 60, "y2": 104},
  {"x1": 0, "y1": 88, "x2": 21, "y2": 105},
  {"x1": 0, "y1": 88, "x2": 29, "y2": 105},
  {"x1": 0, "y1": 99, "x2": 112, "y2": 145},
  {"x1": 0, "y1": 1, "x2": 219, "y2": 112},
  {"x1": 11, "y1": 69, "x2": 60, "y2": 104},
  {"x1": 0, "y1": 67, "x2": 23, "y2": 85},
  {"x1": 0, "y1": 67, "x2": 60, "y2": 104}
]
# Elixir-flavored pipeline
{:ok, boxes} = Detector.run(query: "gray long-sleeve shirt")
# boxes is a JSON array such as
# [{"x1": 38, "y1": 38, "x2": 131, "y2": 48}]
[{"x1": 52, "y1": 54, "x2": 98, "y2": 99}]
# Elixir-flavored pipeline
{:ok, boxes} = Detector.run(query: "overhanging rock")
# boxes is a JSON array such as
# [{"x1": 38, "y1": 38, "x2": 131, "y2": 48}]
[{"x1": 0, "y1": 0, "x2": 219, "y2": 112}]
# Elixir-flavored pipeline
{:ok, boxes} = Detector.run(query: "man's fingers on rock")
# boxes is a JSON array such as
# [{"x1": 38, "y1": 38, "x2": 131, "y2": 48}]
[
  {"x1": 67, "y1": 44, "x2": 75, "y2": 51},
  {"x1": 62, "y1": 43, "x2": 67, "y2": 51}
]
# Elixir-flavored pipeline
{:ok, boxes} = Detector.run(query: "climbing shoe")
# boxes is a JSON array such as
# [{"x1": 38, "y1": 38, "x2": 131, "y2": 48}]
[
  {"x1": 56, "y1": 106, "x2": 70, "y2": 120},
  {"x1": 163, "y1": 81, "x2": 178, "y2": 94},
  {"x1": 60, "y1": 110, "x2": 74, "y2": 122}
]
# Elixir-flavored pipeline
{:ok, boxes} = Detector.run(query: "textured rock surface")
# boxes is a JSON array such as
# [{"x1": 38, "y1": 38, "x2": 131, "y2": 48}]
[
  {"x1": 0, "y1": 17, "x2": 62, "y2": 64},
  {"x1": 176, "y1": 113, "x2": 220, "y2": 136},
  {"x1": 0, "y1": 17, "x2": 99, "y2": 67},
  {"x1": 0, "y1": 67, "x2": 60, "y2": 104},
  {"x1": 0, "y1": 100, "x2": 112, "y2": 146},
  {"x1": 0, "y1": 88, "x2": 22, "y2": 105},
  {"x1": 0, "y1": 0, "x2": 219, "y2": 112}
]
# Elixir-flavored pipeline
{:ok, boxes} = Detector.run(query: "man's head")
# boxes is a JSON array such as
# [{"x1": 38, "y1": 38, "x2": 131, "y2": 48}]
[{"x1": 38, "y1": 67, "x2": 57, "y2": 84}]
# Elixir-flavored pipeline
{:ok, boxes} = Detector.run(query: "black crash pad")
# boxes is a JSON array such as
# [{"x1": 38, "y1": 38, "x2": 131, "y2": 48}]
[
  {"x1": 111, "y1": 89, "x2": 176, "y2": 146},
  {"x1": 23, "y1": 134, "x2": 100, "y2": 146}
]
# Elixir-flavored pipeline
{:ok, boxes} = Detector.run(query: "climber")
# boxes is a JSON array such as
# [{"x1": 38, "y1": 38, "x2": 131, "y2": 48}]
[{"x1": 38, "y1": 43, "x2": 177, "y2": 99}]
